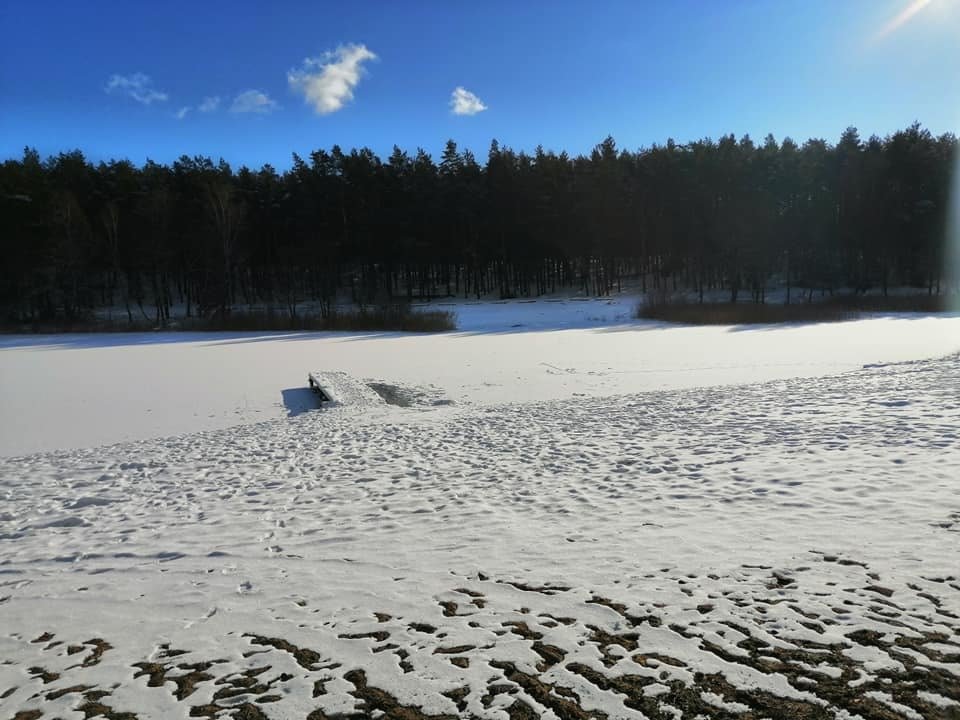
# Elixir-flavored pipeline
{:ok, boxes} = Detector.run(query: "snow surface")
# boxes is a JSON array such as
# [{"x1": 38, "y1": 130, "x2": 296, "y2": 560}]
[
  {"x1": 1, "y1": 303, "x2": 959, "y2": 718},
  {"x1": 1, "y1": 298, "x2": 959, "y2": 456}
]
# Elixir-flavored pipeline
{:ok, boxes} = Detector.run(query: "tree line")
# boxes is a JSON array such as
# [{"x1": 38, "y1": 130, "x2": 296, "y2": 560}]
[{"x1": 0, "y1": 123, "x2": 956, "y2": 325}]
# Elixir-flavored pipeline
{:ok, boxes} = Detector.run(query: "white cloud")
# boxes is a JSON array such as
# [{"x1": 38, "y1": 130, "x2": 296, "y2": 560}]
[
  {"x1": 105, "y1": 73, "x2": 168, "y2": 105},
  {"x1": 288, "y1": 43, "x2": 377, "y2": 115},
  {"x1": 229, "y1": 90, "x2": 278, "y2": 114},
  {"x1": 198, "y1": 96, "x2": 221, "y2": 113},
  {"x1": 175, "y1": 106, "x2": 190, "y2": 120},
  {"x1": 450, "y1": 86, "x2": 487, "y2": 116}
]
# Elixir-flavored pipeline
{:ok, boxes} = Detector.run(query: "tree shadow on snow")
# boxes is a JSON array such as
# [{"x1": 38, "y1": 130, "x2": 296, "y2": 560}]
[
  {"x1": 0, "y1": 331, "x2": 321, "y2": 351},
  {"x1": 724, "y1": 311, "x2": 957, "y2": 332},
  {"x1": 280, "y1": 387, "x2": 323, "y2": 417}
]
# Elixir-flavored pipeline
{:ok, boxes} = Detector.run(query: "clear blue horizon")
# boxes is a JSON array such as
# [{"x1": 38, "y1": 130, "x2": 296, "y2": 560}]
[{"x1": 2, "y1": 0, "x2": 959, "y2": 169}]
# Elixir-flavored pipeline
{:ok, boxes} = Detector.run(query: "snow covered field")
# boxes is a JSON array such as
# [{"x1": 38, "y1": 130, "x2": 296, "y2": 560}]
[{"x1": 1, "y1": 305, "x2": 959, "y2": 718}]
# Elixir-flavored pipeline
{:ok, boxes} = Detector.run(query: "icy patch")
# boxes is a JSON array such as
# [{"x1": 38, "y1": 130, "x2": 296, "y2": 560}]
[{"x1": 366, "y1": 381, "x2": 453, "y2": 408}]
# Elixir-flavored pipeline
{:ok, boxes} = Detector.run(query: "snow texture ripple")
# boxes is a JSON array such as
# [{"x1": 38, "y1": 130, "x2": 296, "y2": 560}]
[{"x1": 1, "y1": 355, "x2": 959, "y2": 718}]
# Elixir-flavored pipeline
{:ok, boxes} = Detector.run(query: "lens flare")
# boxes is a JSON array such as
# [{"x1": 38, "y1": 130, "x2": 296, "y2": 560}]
[
  {"x1": 948, "y1": 144, "x2": 960, "y2": 313},
  {"x1": 874, "y1": 0, "x2": 934, "y2": 42}
]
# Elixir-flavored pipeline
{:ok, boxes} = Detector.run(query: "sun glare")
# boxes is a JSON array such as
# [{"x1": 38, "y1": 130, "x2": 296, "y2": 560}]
[
  {"x1": 874, "y1": 0, "x2": 935, "y2": 42},
  {"x1": 949, "y1": 143, "x2": 960, "y2": 311}
]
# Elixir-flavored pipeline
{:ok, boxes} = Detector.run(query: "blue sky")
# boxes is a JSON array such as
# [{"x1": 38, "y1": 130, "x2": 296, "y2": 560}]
[{"x1": 2, "y1": 0, "x2": 959, "y2": 168}]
